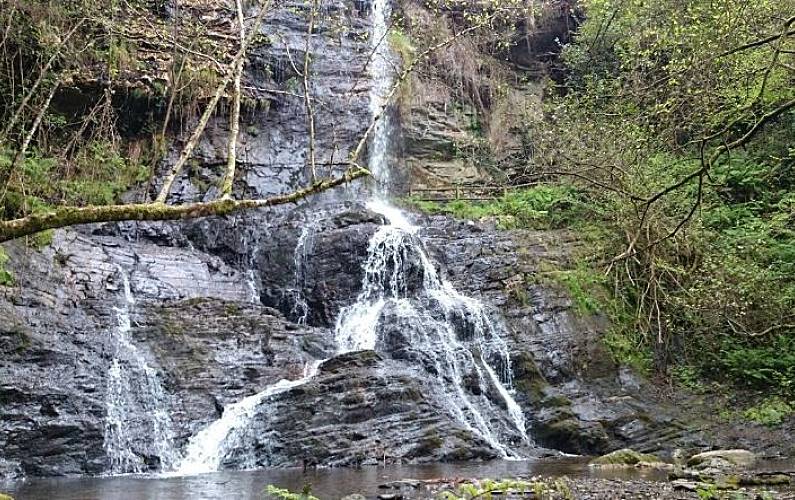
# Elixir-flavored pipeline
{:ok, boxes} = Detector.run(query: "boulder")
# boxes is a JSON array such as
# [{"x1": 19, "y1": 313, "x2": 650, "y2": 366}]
[
  {"x1": 590, "y1": 448, "x2": 662, "y2": 466},
  {"x1": 686, "y1": 449, "x2": 757, "y2": 469}
]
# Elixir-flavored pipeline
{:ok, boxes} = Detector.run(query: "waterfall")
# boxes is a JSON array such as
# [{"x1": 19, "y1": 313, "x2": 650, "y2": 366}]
[
  {"x1": 367, "y1": 0, "x2": 396, "y2": 191},
  {"x1": 334, "y1": 202, "x2": 528, "y2": 456},
  {"x1": 333, "y1": 0, "x2": 529, "y2": 456},
  {"x1": 287, "y1": 223, "x2": 314, "y2": 324},
  {"x1": 245, "y1": 269, "x2": 261, "y2": 304},
  {"x1": 174, "y1": 361, "x2": 321, "y2": 475},
  {"x1": 170, "y1": 0, "x2": 528, "y2": 473},
  {"x1": 104, "y1": 266, "x2": 179, "y2": 474}
]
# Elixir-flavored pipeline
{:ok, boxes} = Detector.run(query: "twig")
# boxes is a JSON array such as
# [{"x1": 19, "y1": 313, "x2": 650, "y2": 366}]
[{"x1": 302, "y1": 0, "x2": 319, "y2": 182}]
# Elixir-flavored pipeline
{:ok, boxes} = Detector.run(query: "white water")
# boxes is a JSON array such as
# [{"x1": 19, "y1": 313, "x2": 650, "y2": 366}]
[
  {"x1": 367, "y1": 0, "x2": 396, "y2": 190},
  {"x1": 333, "y1": 202, "x2": 528, "y2": 456},
  {"x1": 287, "y1": 224, "x2": 313, "y2": 324},
  {"x1": 171, "y1": 0, "x2": 528, "y2": 473},
  {"x1": 245, "y1": 269, "x2": 261, "y2": 304},
  {"x1": 332, "y1": 0, "x2": 529, "y2": 456},
  {"x1": 175, "y1": 361, "x2": 321, "y2": 475},
  {"x1": 104, "y1": 266, "x2": 179, "y2": 474}
]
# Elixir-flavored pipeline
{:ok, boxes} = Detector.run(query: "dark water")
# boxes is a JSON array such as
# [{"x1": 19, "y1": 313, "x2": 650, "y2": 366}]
[{"x1": 3, "y1": 458, "x2": 670, "y2": 500}]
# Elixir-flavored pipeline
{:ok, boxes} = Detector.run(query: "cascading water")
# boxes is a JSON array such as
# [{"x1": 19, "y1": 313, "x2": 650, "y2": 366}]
[
  {"x1": 367, "y1": 0, "x2": 396, "y2": 190},
  {"x1": 174, "y1": 361, "x2": 321, "y2": 475},
  {"x1": 333, "y1": 0, "x2": 529, "y2": 456},
  {"x1": 104, "y1": 266, "x2": 179, "y2": 474},
  {"x1": 171, "y1": 0, "x2": 528, "y2": 473},
  {"x1": 333, "y1": 202, "x2": 528, "y2": 456},
  {"x1": 287, "y1": 224, "x2": 314, "y2": 324}
]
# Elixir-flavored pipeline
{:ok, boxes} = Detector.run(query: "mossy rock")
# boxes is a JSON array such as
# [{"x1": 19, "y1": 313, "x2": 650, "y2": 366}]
[
  {"x1": 590, "y1": 448, "x2": 661, "y2": 466},
  {"x1": 687, "y1": 449, "x2": 757, "y2": 468}
]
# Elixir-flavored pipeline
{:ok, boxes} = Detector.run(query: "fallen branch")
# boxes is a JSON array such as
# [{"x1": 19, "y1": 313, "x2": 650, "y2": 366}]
[{"x1": 0, "y1": 167, "x2": 370, "y2": 242}]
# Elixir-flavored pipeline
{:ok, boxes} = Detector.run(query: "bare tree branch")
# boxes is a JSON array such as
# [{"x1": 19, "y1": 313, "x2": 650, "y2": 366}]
[
  {"x1": 1, "y1": 19, "x2": 85, "y2": 141},
  {"x1": 0, "y1": 167, "x2": 370, "y2": 243},
  {"x1": 302, "y1": 0, "x2": 319, "y2": 182}
]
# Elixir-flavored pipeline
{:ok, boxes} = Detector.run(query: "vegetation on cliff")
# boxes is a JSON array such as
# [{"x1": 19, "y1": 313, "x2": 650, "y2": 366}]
[
  {"x1": 407, "y1": 0, "x2": 795, "y2": 407},
  {"x1": 0, "y1": 0, "x2": 370, "y2": 243}
]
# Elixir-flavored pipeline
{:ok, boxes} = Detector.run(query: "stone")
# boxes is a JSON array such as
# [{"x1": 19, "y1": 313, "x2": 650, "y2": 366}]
[
  {"x1": 686, "y1": 449, "x2": 757, "y2": 468},
  {"x1": 590, "y1": 448, "x2": 662, "y2": 466},
  {"x1": 340, "y1": 495, "x2": 366, "y2": 500}
]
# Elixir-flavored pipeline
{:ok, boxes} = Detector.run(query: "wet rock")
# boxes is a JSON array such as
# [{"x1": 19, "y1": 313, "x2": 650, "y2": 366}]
[
  {"x1": 590, "y1": 448, "x2": 662, "y2": 466},
  {"x1": 220, "y1": 351, "x2": 499, "y2": 468},
  {"x1": 687, "y1": 449, "x2": 757, "y2": 469}
]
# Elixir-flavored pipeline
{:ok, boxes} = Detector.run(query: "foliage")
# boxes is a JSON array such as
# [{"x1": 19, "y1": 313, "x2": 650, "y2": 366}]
[
  {"x1": 516, "y1": 0, "x2": 795, "y2": 396},
  {"x1": 0, "y1": 247, "x2": 13, "y2": 286},
  {"x1": 695, "y1": 483, "x2": 720, "y2": 500},
  {"x1": 438, "y1": 478, "x2": 572, "y2": 500},
  {"x1": 1, "y1": 142, "x2": 151, "y2": 219},
  {"x1": 264, "y1": 484, "x2": 319, "y2": 500},
  {"x1": 405, "y1": 184, "x2": 581, "y2": 229},
  {"x1": 717, "y1": 336, "x2": 795, "y2": 395},
  {"x1": 742, "y1": 398, "x2": 794, "y2": 427}
]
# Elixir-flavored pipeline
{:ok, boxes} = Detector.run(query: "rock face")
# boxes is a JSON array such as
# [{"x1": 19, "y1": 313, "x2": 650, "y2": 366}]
[
  {"x1": 223, "y1": 351, "x2": 499, "y2": 468},
  {"x1": 0, "y1": 0, "x2": 731, "y2": 482},
  {"x1": 0, "y1": 199, "x2": 697, "y2": 478}
]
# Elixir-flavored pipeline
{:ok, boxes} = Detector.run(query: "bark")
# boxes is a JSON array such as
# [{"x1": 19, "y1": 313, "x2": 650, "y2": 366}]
[
  {"x1": 0, "y1": 167, "x2": 369, "y2": 243},
  {"x1": 220, "y1": 0, "x2": 246, "y2": 199},
  {"x1": 302, "y1": 0, "x2": 319, "y2": 181}
]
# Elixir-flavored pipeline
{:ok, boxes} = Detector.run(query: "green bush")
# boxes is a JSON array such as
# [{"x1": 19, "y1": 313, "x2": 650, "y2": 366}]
[
  {"x1": 743, "y1": 398, "x2": 794, "y2": 427},
  {"x1": 405, "y1": 185, "x2": 581, "y2": 229},
  {"x1": 0, "y1": 247, "x2": 14, "y2": 286}
]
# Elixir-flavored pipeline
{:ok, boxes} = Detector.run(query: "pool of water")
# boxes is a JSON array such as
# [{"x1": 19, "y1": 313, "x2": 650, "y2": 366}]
[{"x1": 3, "y1": 458, "x2": 672, "y2": 499}]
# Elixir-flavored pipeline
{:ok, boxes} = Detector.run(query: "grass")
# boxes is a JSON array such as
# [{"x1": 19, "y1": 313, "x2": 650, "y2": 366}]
[{"x1": 403, "y1": 184, "x2": 581, "y2": 230}]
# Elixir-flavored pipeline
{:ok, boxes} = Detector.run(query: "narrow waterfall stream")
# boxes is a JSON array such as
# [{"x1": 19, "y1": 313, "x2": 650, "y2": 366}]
[
  {"x1": 104, "y1": 266, "x2": 179, "y2": 474},
  {"x1": 175, "y1": 361, "x2": 321, "y2": 475}
]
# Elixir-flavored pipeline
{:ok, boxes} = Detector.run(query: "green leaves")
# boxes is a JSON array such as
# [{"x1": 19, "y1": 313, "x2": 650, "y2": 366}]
[{"x1": 264, "y1": 485, "x2": 319, "y2": 500}]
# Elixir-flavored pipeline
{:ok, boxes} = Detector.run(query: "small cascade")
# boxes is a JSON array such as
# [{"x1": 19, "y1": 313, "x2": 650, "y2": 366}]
[
  {"x1": 104, "y1": 266, "x2": 179, "y2": 474},
  {"x1": 334, "y1": 202, "x2": 528, "y2": 456},
  {"x1": 367, "y1": 0, "x2": 396, "y2": 190},
  {"x1": 174, "y1": 361, "x2": 321, "y2": 475},
  {"x1": 245, "y1": 269, "x2": 261, "y2": 304},
  {"x1": 286, "y1": 224, "x2": 314, "y2": 324}
]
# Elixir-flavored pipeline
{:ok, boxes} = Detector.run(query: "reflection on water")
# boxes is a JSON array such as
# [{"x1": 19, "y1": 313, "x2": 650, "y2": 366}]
[{"x1": 4, "y1": 458, "x2": 673, "y2": 500}]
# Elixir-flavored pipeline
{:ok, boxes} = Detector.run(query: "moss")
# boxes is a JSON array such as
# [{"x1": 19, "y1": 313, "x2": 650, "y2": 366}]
[
  {"x1": 0, "y1": 247, "x2": 14, "y2": 286},
  {"x1": 28, "y1": 229, "x2": 54, "y2": 249},
  {"x1": 511, "y1": 352, "x2": 547, "y2": 402},
  {"x1": 224, "y1": 303, "x2": 241, "y2": 316},
  {"x1": 590, "y1": 448, "x2": 662, "y2": 466},
  {"x1": 412, "y1": 428, "x2": 444, "y2": 455}
]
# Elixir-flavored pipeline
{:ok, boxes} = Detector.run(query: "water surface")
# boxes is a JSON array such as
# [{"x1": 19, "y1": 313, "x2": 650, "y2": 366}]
[{"x1": 5, "y1": 458, "x2": 671, "y2": 500}]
